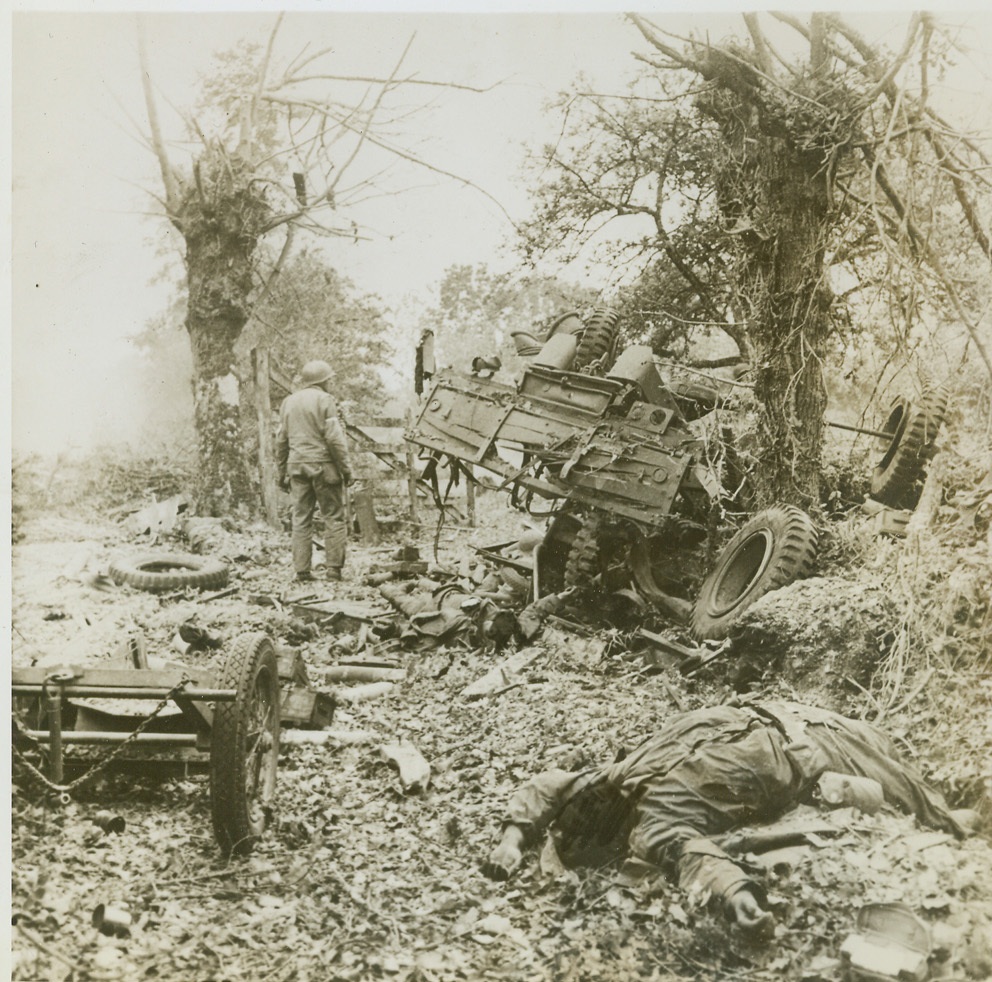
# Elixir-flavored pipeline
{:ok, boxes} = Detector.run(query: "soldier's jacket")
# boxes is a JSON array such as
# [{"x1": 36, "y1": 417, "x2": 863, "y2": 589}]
[
  {"x1": 502, "y1": 702, "x2": 965, "y2": 906},
  {"x1": 276, "y1": 386, "x2": 352, "y2": 483}
]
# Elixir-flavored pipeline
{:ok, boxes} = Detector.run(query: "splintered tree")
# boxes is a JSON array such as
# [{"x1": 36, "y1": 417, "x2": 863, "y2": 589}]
[
  {"x1": 525, "y1": 13, "x2": 991, "y2": 507},
  {"x1": 139, "y1": 17, "x2": 494, "y2": 514}
]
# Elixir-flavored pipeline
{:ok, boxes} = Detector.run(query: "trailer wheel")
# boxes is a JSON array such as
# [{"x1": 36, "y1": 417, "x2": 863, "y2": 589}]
[
  {"x1": 109, "y1": 552, "x2": 229, "y2": 593},
  {"x1": 575, "y1": 306, "x2": 620, "y2": 372},
  {"x1": 210, "y1": 633, "x2": 280, "y2": 856},
  {"x1": 869, "y1": 391, "x2": 948, "y2": 510},
  {"x1": 690, "y1": 505, "x2": 818, "y2": 641}
]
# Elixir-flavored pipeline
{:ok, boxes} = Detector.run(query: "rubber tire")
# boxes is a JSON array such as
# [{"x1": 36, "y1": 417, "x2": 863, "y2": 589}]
[
  {"x1": 574, "y1": 306, "x2": 620, "y2": 372},
  {"x1": 690, "y1": 505, "x2": 818, "y2": 641},
  {"x1": 629, "y1": 525, "x2": 707, "y2": 602},
  {"x1": 869, "y1": 391, "x2": 948, "y2": 510},
  {"x1": 564, "y1": 517, "x2": 602, "y2": 590},
  {"x1": 537, "y1": 510, "x2": 582, "y2": 595},
  {"x1": 109, "y1": 552, "x2": 229, "y2": 593},
  {"x1": 210, "y1": 633, "x2": 281, "y2": 856}
]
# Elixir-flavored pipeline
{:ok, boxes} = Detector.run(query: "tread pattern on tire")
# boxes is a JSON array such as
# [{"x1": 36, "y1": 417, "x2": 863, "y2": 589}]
[
  {"x1": 869, "y1": 389, "x2": 949, "y2": 511},
  {"x1": 563, "y1": 517, "x2": 602, "y2": 590},
  {"x1": 537, "y1": 510, "x2": 581, "y2": 596},
  {"x1": 574, "y1": 306, "x2": 620, "y2": 372},
  {"x1": 210, "y1": 633, "x2": 280, "y2": 856},
  {"x1": 109, "y1": 552, "x2": 229, "y2": 593},
  {"x1": 690, "y1": 504, "x2": 818, "y2": 641}
]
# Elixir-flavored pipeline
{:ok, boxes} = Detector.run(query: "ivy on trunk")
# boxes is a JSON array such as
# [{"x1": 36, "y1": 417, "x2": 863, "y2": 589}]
[{"x1": 176, "y1": 150, "x2": 269, "y2": 514}]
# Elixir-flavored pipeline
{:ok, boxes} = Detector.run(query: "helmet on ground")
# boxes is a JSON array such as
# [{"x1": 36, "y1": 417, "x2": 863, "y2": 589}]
[{"x1": 300, "y1": 360, "x2": 334, "y2": 387}]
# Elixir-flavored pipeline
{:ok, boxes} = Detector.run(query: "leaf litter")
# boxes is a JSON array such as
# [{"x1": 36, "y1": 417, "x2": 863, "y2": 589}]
[{"x1": 10, "y1": 498, "x2": 992, "y2": 981}]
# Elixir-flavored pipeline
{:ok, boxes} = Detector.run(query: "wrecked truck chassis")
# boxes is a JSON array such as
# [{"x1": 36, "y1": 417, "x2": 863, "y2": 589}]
[{"x1": 409, "y1": 365, "x2": 717, "y2": 530}]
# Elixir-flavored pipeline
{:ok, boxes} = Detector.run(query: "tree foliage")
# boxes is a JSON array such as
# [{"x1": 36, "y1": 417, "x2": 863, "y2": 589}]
[
  {"x1": 240, "y1": 250, "x2": 392, "y2": 416},
  {"x1": 522, "y1": 13, "x2": 992, "y2": 506}
]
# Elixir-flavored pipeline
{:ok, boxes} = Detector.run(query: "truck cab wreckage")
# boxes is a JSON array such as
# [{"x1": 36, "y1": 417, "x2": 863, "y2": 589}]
[{"x1": 406, "y1": 307, "x2": 947, "y2": 641}]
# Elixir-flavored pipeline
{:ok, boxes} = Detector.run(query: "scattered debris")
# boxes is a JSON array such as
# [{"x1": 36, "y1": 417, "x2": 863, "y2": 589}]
[
  {"x1": 839, "y1": 903, "x2": 931, "y2": 982},
  {"x1": 380, "y1": 740, "x2": 431, "y2": 793},
  {"x1": 461, "y1": 648, "x2": 542, "y2": 701},
  {"x1": 127, "y1": 494, "x2": 189, "y2": 536}
]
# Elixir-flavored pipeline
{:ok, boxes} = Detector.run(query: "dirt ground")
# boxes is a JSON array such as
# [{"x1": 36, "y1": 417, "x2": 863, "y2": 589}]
[{"x1": 9, "y1": 491, "x2": 992, "y2": 982}]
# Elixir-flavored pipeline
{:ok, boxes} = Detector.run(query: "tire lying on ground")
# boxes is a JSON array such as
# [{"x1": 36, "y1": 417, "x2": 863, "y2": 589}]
[
  {"x1": 210, "y1": 632, "x2": 281, "y2": 856},
  {"x1": 690, "y1": 505, "x2": 818, "y2": 641},
  {"x1": 869, "y1": 390, "x2": 949, "y2": 511},
  {"x1": 108, "y1": 552, "x2": 229, "y2": 593}
]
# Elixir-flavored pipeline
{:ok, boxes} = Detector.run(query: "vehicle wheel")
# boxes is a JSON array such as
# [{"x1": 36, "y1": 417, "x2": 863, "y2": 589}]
[
  {"x1": 536, "y1": 509, "x2": 582, "y2": 595},
  {"x1": 869, "y1": 390, "x2": 948, "y2": 510},
  {"x1": 574, "y1": 307, "x2": 620, "y2": 372},
  {"x1": 690, "y1": 505, "x2": 818, "y2": 641},
  {"x1": 629, "y1": 524, "x2": 707, "y2": 602},
  {"x1": 108, "y1": 552, "x2": 229, "y2": 593},
  {"x1": 210, "y1": 633, "x2": 281, "y2": 856},
  {"x1": 564, "y1": 517, "x2": 603, "y2": 590}
]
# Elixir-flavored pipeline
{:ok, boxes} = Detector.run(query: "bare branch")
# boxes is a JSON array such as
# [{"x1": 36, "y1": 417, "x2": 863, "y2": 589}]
[
  {"x1": 260, "y1": 92, "x2": 518, "y2": 231},
  {"x1": 137, "y1": 16, "x2": 181, "y2": 220},
  {"x1": 277, "y1": 71, "x2": 501, "y2": 94},
  {"x1": 328, "y1": 35, "x2": 416, "y2": 199},
  {"x1": 743, "y1": 13, "x2": 775, "y2": 76},
  {"x1": 242, "y1": 14, "x2": 283, "y2": 158}
]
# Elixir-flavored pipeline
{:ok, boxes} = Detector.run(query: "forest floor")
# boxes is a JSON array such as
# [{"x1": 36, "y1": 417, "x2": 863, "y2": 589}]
[{"x1": 9, "y1": 485, "x2": 992, "y2": 982}]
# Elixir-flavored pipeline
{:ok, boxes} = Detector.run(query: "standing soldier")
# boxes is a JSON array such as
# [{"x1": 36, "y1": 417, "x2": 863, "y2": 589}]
[{"x1": 276, "y1": 360, "x2": 354, "y2": 583}]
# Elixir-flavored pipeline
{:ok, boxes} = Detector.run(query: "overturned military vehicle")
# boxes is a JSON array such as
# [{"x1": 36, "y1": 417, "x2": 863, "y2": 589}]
[{"x1": 406, "y1": 308, "x2": 945, "y2": 641}]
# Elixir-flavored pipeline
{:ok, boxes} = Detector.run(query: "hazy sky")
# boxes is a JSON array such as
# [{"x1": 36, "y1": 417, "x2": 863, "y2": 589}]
[{"x1": 7, "y1": 6, "x2": 992, "y2": 454}]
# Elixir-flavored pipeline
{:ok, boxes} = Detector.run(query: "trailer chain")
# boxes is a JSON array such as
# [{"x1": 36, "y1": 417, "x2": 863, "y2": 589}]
[{"x1": 12, "y1": 673, "x2": 194, "y2": 801}]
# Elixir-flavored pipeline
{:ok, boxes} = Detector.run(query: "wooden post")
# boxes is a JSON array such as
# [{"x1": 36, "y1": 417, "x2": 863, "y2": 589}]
[
  {"x1": 404, "y1": 409, "x2": 420, "y2": 524},
  {"x1": 351, "y1": 486, "x2": 380, "y2": 544},
  {"x1": 252, "y1": 348, "x2": 281, "y2": 528},
  {"x1": 465, "y1": 463, "x2": 476, "y2": 528}
]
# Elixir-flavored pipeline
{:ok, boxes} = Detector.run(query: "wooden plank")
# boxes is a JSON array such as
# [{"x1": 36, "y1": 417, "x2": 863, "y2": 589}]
[
  {"x1": 253, "y1": 348, "x2": 282, "y2": 528},
  {"x1": 465, "y1": 462, "x2": 476, "y2": 527},
  {"x1": 404, "y1": 408, "x2": 420, "y2": 523},
  {"x1": 352, "y1": 486, "x2": 381, "y2": 544}
]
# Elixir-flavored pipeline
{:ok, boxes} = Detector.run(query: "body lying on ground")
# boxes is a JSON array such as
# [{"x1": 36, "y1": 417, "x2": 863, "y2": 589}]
[{"x1": 483, "y1": 701, "x2": 971, "y2": 938}]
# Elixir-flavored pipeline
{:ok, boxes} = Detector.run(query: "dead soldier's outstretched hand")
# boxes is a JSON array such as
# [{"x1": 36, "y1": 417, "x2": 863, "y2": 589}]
[
  {"x1": 728, "y1": 888, "x2": 775, "y2": 942},
  {"x1": 483, "y1": 825, "x2": 526, "y2": 881}
]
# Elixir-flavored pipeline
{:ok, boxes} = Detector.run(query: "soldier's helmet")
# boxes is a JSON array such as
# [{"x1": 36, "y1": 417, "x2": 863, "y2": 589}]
[{"x1": 300, "y1": 360, "x2": 334, "y2": 387}]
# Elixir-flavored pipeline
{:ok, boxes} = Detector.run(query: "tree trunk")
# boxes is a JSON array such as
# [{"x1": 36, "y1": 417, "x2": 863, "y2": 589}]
[
  {"x1": 742, "y1": 139, "x2": 830, "y2": 509},
  {"x1": 180, "y1": 152, "x2": 268, "y2": 516},
  {"x1": 706, "y1": 102, "x2": 831, "y2": 509},
  {"x1": 252, "y1": 347, "x2": 282, "y2": 528}
]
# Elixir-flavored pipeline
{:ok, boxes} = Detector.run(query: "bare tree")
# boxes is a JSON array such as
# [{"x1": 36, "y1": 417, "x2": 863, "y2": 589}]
[{"x1": 139, "y1": 15, "x2": 499, "y2": 514}]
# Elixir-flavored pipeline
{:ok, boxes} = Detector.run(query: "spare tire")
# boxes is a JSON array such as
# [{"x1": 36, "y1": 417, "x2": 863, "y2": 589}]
[
  {"x1": 870, "y1": 390, "x2": 948, "y2": 510},
  {"x1": 690, "y1": 505, "x2": 818, "y2": 641},
  {"x1": 574, "y1": 307, "x2": 620, "y2": 372},
  {"x1": 109, "y1": 552, "x2": 230, "y2": 593}
]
